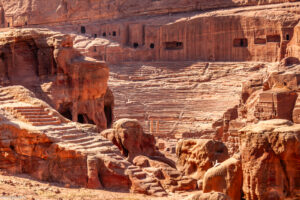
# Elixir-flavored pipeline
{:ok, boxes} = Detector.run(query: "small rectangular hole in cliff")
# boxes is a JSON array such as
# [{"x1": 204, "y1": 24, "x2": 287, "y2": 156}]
[
  {"x1": 164, "y1": 41, "x2": 183, "y2": 50},
  {"x1": 102, "y1": 32, "x2": 106, "y2": 37},
  {"x1": 233, "y1": 38, "x2": 248, "y2": 47},
  {"x1": 112, "y1": 31, "x2": 116, "y2": 36},
  {"x1": 267, "y1": 35, "x2": 281, "y2": 43},
  {"x1": 133, "y1": 43, "x2": 139, "y2": 48},
  {"x1": 7, "y1": 22, "x2": 9, "y2": 27},
  {"x1": 254, "y1": 38, "x2": 266, "y2": 44},
  {"x1": 81, "y1": 26, "x2": 86, "y2": 34},
  {"x1": 286, "y1": 34, "x2": 290, "y2": 41}
]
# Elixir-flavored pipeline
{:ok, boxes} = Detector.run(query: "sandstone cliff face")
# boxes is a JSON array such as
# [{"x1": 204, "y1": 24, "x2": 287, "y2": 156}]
[
  {"x1": 1, "y1": 0, "x2": 296, "y2": 28},
  {"x1": 0, "y1": 29, "x2": 111, "y2": 130},
  {"x1": 240, "y1": 120, "x2": 300, "y2": 200},
  {"x1": 70, "y1": 2, "x2": 300, "y2": 63}
]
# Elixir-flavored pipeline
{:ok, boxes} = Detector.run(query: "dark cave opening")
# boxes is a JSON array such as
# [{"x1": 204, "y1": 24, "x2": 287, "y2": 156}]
[
  {"x1": 61, "y1": 109, "x2": 72, "y2": 121},
  {"x1": 104, "y1": 105, "x2": 113, "y2": 128},
  {"x1": 77, "y1": 113, "x2": 95, "y2": 125}
]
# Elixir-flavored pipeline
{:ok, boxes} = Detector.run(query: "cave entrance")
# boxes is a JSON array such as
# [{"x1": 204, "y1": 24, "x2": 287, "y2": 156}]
[
  {"x1": 77, "y1": 113, "x2": 95, "y2": 124},
  {"x1": 104, "y1": 105, "x2": 113, "y2": 128},
  {"x1": 61, "y1": 109, "x2": 72, "y2": 121},
  {"x1": 81, "y1": 26, "x2": 86, "y2": 34}
]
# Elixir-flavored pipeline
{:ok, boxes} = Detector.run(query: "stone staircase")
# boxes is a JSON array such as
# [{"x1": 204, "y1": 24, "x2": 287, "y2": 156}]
[
  {"x1": 13, "y1": 106, "x2": 61, "y2": 126},
  {"x1": 44, "y1": 124, "x2": 167, "y2": 196},
  {"x1": 0, "y1": 89, "x2": 15, "y2": 103}
]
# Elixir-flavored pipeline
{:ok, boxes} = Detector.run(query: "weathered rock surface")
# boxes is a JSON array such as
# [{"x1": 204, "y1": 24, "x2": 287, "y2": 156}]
[
  {"x1": 176, "y1": 139, "x2": 229, "y2": 179},
  {"x1": 0, "y1": 86, "x2": 167, "y2": 196},
  {"x1": 1, "y1": 0, "x2": 296, "y2": 28},
  {"x1": 240, "y1": 119, "x2": 300, "y2": 200},
  {"x1": 101, "y1": 119, "x2": 157, "y2": 162},
  {"x1": 203, "y1": 155, "x2": 242, "y2": 200},
  {"x1": 0, "y1": 29, "x2": 112, "y2": 130}
]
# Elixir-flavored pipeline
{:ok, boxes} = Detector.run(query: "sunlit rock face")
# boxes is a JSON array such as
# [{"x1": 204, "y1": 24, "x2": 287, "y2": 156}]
[{"x1": 0, "y1": 29, "x2": 112, "y2": 130}]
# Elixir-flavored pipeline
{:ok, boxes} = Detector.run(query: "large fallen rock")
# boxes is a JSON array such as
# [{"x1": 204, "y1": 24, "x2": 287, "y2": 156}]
[
  {"x1": 240, "y1": 119, "x2": 300, "y2": 200},
  {"x1": 101, "y1": 118, "x2": 158, "y2": 161},
  {"x1": 176, "y1": 139, "x2": 229, "y2": 179},
  {"x1": 203, "y1": 154, "x2": 242, "y2": 200}
]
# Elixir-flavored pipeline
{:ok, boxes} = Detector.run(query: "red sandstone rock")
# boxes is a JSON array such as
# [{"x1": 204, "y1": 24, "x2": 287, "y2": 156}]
[
  {"x1": 176, "y1": 139, "x2": 229, "y2": 179},
  {"x1": 240, "y1": 119, "x2": 300, "y2": 200},
  {"x1": 203, "y1": 155, "x2": 242, "y2": 200},
  {"x1": 101, "y1": 118, "x2": 157, "y2": 162},
  {"x1": 0, "y1": 29, "x2": 112, "y2": 130}
]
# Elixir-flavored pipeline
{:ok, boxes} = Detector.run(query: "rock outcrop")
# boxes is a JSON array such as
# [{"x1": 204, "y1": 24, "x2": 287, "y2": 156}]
[
  {"x1": 101, "y1": 119, "x2": 157, "y2": 162},
  {"x1": 176, "y1": 139, "x2": 229, "y2": 179},
  {"x1": 240, "y1": 119, "x2": 300, "y2": 200},
  {"x1": 203, "y1": 155, "x2": 242, "y2": 200},
  {"x1": 0, "y1": 29, "x2": 112, "y2": 130},
  {"x1": 0, "y1": 86, "x2": 167, "y2": 196}
]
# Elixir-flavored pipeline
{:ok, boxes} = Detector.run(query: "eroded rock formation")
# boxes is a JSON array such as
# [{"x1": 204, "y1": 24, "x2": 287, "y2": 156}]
[
  {"x1": 0, "y1": 29, "x2": 112, "y2": 130},
  {"x1": 176, "y1": 139, "x2": 229, "y2": 179},
  {"x1": 240, "y1": 119, "x2": 300, "y2": 200}
]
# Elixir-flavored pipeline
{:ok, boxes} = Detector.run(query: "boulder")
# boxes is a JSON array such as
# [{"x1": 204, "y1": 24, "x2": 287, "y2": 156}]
[
  {"x1": 176, "y1": 139, "x2": 229, "y2": 179},
  {"x1": 203, "y1": 155, "x2": 242, "y2": 200}
]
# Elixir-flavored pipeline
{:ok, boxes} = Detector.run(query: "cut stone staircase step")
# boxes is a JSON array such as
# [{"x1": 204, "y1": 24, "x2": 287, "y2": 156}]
[{"x1": 32, "y1": 121, "x2": 61, "y2": 126}]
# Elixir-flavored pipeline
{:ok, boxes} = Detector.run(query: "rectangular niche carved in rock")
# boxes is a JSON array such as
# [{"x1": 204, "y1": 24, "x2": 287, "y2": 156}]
[
  {"x1": 254, "y1": 38, "x2": 266, "y2": 44},
  {"x1": 267, "y1": 35, "x2": 281, "y2": 43},
  {"x1": 233, "y1": 38, "x2": 248, "y2": 47},
  {"x1": 164, "y1": 41, "x2": 183, "y2": 50}
]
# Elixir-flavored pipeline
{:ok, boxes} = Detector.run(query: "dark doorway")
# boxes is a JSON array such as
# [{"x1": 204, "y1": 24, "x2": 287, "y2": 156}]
[
  {"x1": 133, "y1": 43, "x2": 139, "y2": 48},
  {"x1": 7, "y1": 23, "x2": 9, "y2": 27},
  {"x1": 78, "y1": 114, "x2": 85, "y2": 123},
  {"x1": 112, "y1": 31, "x2": 116, "y2": 36},
  {"x1": 286, "y1": 34, "x2": 290, "y2": 41},
  {"x1": 104, "y1": 105, "x2": 113, "y2": 128},
  {"x1": 102, "y1": 32, "x2": 106, "y2": 37},
  {"x1": 150, "y1": 43, "x2": 155, "y2": 49},
  {"x1": 61, "y1": 109, "x2": 72, "y2": 121},
  {"x1": 94, "y1": 34, "x2": 97, "y2": 38},
  {"x1": 81, "y1": 26, "x2": 86, "y2": 34},
  {"x1": 77, "y1": 113, "x2": 95, "y2": 124}
]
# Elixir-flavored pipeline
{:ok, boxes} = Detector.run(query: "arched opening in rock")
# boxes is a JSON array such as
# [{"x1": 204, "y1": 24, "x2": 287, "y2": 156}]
[
  {"x1": 133, "y1": 43, "x2": 139, "y2": 48},
  {"x1": 61, "y1": 109, "x2": 72, "y2": 121},
  {"x1": 58, "y1": 103, "x2": 73, "y2": 120},
  {"x1": 104, "y1": 105, "x2": 113, "y2": 128},
  {"x1": 9, "y1": 144, "x2": 15, "y2": 151},
  {"x1": 81, "y1": 26, "x2": 86, "y2": 34},
  {"x1": 77, "y1": 113, "x2": 95, "y2": 124}
]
